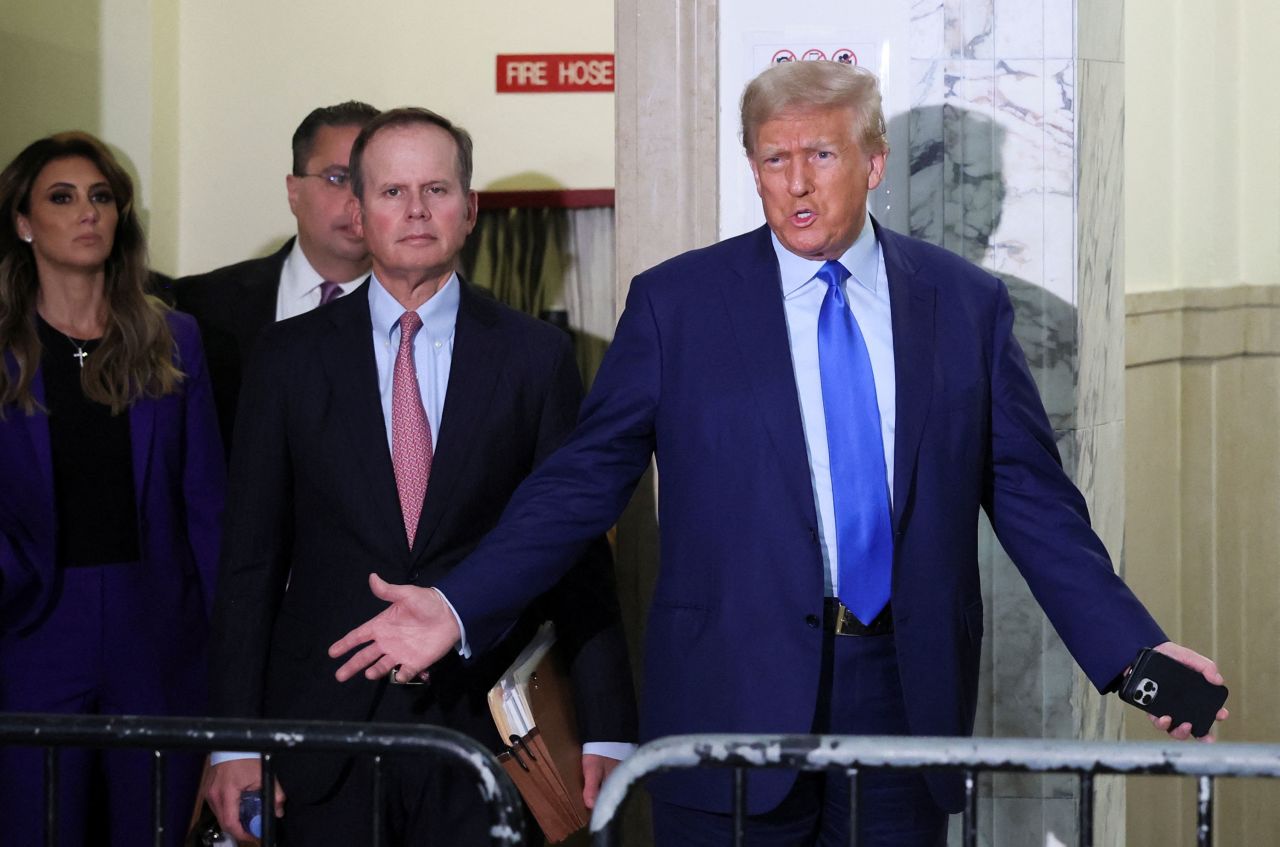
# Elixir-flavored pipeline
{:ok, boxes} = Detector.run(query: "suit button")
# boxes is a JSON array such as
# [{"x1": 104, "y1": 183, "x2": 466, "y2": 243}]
[
  {"x1": 805, "y1": 614, "x2": 819, "y2": 628},
  {"x1": 408, "y1": 570, "x2": 420, "y2": 581}
]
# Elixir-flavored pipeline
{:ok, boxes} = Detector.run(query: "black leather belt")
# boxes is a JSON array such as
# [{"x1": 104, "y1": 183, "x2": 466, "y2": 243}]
[{"x1": 823, "y1": 598, "x2": 894, "y2": 636}]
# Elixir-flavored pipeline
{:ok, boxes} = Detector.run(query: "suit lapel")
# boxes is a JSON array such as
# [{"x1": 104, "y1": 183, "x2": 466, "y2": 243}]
[
  {"x1": 411, "y1": 280, "x2": 504, "y2": 558},
  {"x1": 318, "y1": 280, "x2": 408, "y2": 551},
  {"x1": 719, "y1": 227, "x2": 821, "y2": 526},
  {"x1": 878, "y1": 224, "x2": 937, "y2": 531},
  {"x1": 237, "y1": 239, "x2": 293, "y2": 335}
]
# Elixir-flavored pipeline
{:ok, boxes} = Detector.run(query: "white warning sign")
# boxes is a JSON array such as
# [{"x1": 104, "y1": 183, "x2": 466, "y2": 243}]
[{"x1": 755, "y1": 40, "x2": 878, "y2": 73}]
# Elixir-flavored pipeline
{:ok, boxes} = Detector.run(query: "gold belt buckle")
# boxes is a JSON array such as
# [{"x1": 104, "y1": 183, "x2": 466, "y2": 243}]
[{"x1": 834, "y1": 602, "x2": 857, "y2": 635}]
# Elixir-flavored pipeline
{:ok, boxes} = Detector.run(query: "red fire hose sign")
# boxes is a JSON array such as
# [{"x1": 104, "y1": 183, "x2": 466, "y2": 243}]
[{"x1": 497, "y1": 54, "x2": 615, "y2": 93}]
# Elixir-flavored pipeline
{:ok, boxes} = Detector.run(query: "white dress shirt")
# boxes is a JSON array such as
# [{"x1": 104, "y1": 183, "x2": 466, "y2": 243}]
[
  {"x1": 274, "y1": 241, "x2": 365, "y2": 322},
  {"x1": 775, "y1": 212, "x2": 896, "y2": 596}
]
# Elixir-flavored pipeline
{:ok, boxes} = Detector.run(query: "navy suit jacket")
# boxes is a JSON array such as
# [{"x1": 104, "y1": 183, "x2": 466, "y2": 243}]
[
  {"x1": 0, "y1": 312, "x2": 225, "y2": 707},
  {"x1": 170, "y1": 239, "x2": 291, "y2": 450},
  {"x1": 208, "y1": 279, "x2": 637, "y2": 804},
  {"x1": 438, "y1": 222, "x2": 1166, "y2": 814}
]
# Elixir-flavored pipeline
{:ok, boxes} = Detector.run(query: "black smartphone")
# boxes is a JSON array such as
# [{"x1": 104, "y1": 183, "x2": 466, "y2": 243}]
[{"x1": 1119, "y1": 647, "x2": 1228, "y2": 737}]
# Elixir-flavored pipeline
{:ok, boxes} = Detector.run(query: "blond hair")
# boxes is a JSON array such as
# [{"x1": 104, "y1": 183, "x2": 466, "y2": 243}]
[{"x1": 740, "y1": 61, "x2": 889, "y2": 156}]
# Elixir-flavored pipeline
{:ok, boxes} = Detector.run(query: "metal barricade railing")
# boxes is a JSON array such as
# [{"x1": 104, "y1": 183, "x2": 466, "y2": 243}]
[
  {"x1": 589, "y1": 734, "x2": 1280, "y2": 847},
  {"x1": 0, "y1": 713, "x2": 525, "y2": 847}
]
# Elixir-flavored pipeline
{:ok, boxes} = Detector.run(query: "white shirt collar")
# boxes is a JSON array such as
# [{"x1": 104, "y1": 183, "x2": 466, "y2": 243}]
[
  {"x1": 367, "y1": 271, "x2": 461, "y2": 342},
  {"x1": 280, "y1": 239, "x2": 366, "y2": 301},
  {"x1": 772, "y1": 211, "x2": 880, "y2": 299}
]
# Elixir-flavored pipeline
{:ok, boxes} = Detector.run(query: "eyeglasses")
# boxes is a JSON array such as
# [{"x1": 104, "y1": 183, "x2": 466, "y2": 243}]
[{"x1": 296, "y1": 170, "x2": 351, "y2": 189}]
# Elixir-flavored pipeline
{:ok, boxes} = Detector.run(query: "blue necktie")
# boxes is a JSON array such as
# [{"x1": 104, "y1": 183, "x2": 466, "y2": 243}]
[{"x1": 816, "y1": 259, "x2": 893, "y2": 624}]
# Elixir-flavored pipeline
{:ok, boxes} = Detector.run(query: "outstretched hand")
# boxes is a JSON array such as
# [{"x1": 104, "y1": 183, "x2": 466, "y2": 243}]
[
  {"x1": 1147, "y1": 641, "x2": 1230, "y2": 742},
  {"x1": 328, "y1": 574, "x2": 461, "y2": 683}
]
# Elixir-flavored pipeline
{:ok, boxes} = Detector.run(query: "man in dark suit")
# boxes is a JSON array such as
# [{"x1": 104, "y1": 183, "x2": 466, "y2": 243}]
[
  {"x1": 172, "y1": 100, "x2": 379, "y2": 448},
  {"x1": 330, "y1": 63, "x2": 1227, "y2": 844},
  {"x1": 205, "y1": 108, "x2": 636, "y2": 844}
]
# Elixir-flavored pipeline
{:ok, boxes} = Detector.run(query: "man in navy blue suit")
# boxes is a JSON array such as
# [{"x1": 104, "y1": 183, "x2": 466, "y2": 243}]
[{"x1": 331, "y1": 62, "x2": 1228, "y2": 844}]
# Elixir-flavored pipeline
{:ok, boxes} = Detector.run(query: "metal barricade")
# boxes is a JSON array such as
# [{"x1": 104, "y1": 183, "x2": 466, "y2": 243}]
[
  {"x1": 589, "y1": 734, "x2": 1280, "y2": 847},
  {"x1": 0, "y1": 713, "x2": 526, "y2": 847}
]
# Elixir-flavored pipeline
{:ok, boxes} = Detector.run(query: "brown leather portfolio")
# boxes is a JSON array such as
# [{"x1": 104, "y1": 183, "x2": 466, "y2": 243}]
[{"x1": 489, "y1": 627, "x2": 588, "y2": 843}]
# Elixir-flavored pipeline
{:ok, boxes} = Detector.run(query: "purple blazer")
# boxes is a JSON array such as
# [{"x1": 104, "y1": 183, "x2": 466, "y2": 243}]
[{"x1": 0, "y1": 312, "x2": 225, "y2": 673}]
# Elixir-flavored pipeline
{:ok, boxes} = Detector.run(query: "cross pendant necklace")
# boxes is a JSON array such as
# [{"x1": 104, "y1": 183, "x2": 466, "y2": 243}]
[{"x1": 64, "y1": 334, "x2": 89, "y2": 368}]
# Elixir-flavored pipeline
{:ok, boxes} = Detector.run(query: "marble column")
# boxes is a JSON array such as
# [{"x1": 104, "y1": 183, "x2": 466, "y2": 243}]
[
  {"x1": 612, "y1": 0, "x2": 719, "y2": 840},
  {"x1": 612, "y1": 0, "x2": 719, "y2": 675}
]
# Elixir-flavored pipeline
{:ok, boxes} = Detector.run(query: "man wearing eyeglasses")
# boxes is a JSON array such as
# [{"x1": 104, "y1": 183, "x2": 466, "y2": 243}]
[{"x1": 173, "y1": 101, "x2": 380, "y2": 448}]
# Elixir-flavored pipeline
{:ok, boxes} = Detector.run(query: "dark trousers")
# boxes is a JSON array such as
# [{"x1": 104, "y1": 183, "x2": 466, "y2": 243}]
[
  {"x1": 652, "y1": 632, "x2": 947, "y2": 846},
  {"x1": 278, "y1": 682, "x2": 517, "y2": 846},
  {"x1": 0, "y1": 564, "x2": 203, "y2": 847}
]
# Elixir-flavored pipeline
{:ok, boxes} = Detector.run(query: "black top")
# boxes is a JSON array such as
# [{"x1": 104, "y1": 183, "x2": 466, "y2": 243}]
[{"x1": 36, "y1": 315, "x2": 141, "y2": 566}]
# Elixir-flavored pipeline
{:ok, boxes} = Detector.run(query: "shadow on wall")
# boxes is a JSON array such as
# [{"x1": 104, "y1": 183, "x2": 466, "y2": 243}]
[
  {"x1": 0, "y1": 6, "x2": 103, "y2": 167},
  {"x1": 0, "y1": 8, "x2": 171, "y2": 268},
  {"x1": 891, "y1": 104, "x2": 1088, "y2": 847},
  {"x1": 894, "y1": 104, "x2": 1077, "y2": 434}
]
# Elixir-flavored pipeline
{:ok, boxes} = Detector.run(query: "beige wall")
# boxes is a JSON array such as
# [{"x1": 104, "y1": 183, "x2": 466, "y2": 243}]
[
  {"x1": 1125, "y1": 1, "x2": 1280, "y2": 841},
  {"x1": 1126, "y1": 0, "x2": 1274, "y2": 844},
  {"x1": 2, "y1": 1, "x2": 615, "y2": 276},
  {"x1": 3, "y1": 0, "x2": 182, "y2": 272},
  {"x1": 175, "y1": 0, "x2": 615, "y2": 275},
  {"x1": 0, "y1": 2, "x2": 104, "y2": 165},
  {"x1": 1125, "y1": 0, "x2": 1280, "y2": 293},
  {"x1": 1124, "y1": 287, "x2": 1280, "y2": 844}
]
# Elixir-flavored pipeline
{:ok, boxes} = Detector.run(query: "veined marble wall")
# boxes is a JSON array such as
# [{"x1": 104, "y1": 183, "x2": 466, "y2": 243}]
[{"x1": 906, "y1": 2, "x2": 1127, "y2": 845}]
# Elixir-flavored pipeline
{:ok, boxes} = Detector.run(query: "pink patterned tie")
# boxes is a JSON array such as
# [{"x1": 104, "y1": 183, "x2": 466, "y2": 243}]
[
  {"x1": 319, "y1": 281, "x2": 343, "y2": 305},
  {"x1": 392, "y1": 312, "x2": 433, "y2": 547}
]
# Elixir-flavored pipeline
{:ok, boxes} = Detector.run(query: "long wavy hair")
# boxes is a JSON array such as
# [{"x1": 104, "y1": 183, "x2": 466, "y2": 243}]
[{"x1": 0, "y1": 131, "x2": 180, "y2": 416}]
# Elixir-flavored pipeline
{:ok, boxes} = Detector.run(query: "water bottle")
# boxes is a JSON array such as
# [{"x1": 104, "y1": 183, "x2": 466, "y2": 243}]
[{"x1": 239, "y1": 790, "x2": 263, "y2": 839}]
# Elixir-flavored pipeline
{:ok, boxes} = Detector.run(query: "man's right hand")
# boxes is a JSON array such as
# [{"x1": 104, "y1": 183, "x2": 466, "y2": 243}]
[
  {"x1": 205, "y1": 759, "x2": 286, "y2": 842},
  {"x1": 328, "y1": 574, "x2": 461, "y2": 683}
]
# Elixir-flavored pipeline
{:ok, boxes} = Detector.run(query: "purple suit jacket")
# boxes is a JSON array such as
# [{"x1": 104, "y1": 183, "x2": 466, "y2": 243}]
[{"x1": 0, "y1": 312, "x2": 225, "y2": 686}]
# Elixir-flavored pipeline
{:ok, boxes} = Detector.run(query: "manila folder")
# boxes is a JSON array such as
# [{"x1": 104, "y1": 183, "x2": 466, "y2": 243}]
[{"x1": 488, "y1": 624, "x2": 588, "y2": 842}]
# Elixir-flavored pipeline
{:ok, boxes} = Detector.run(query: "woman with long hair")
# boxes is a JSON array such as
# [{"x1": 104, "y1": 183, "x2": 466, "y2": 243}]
[{"x1": 0, "y1": 132, "x2": 225, "y2": 846}]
